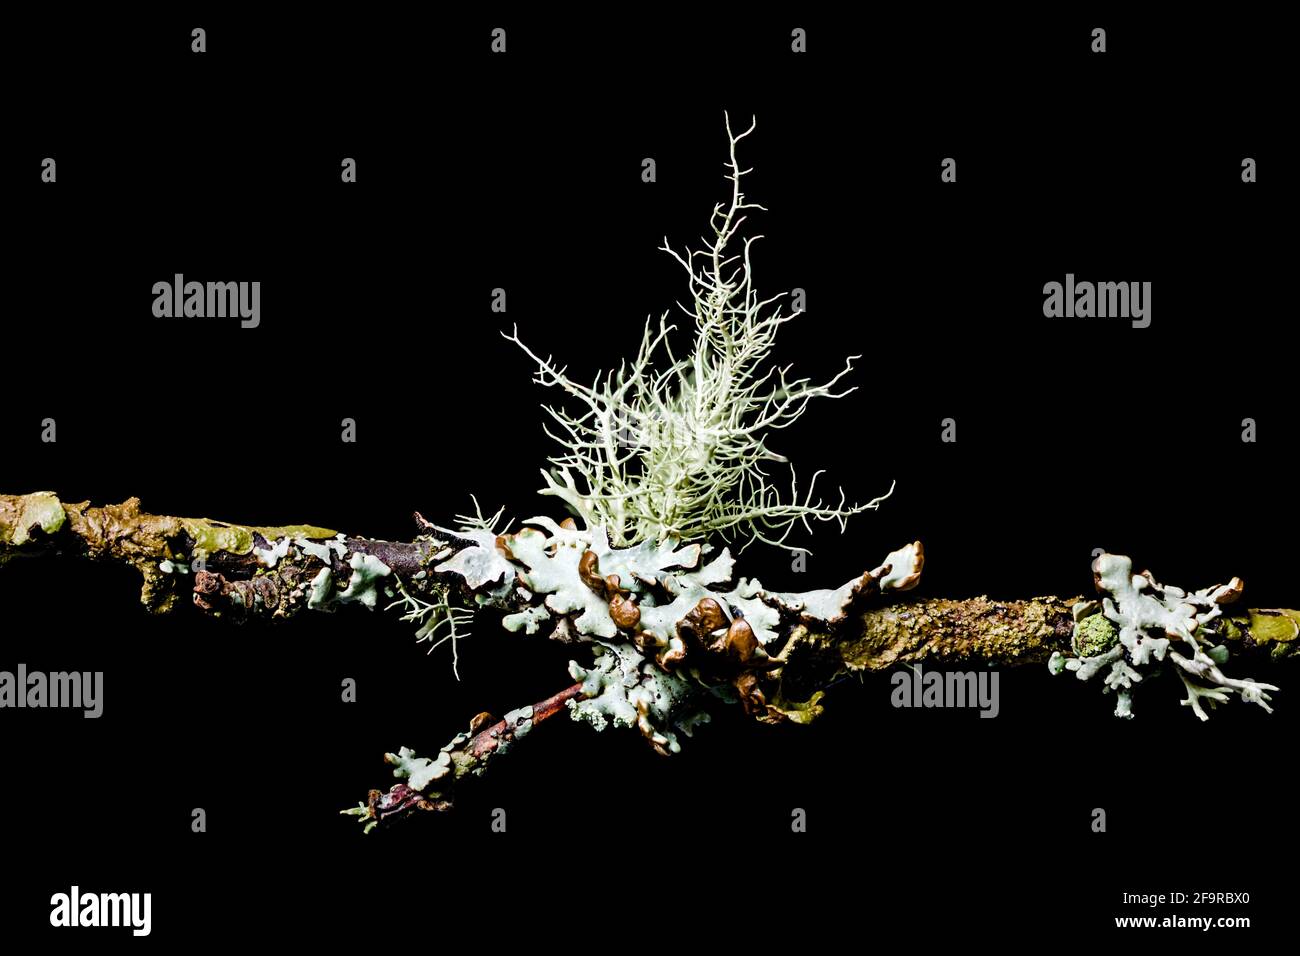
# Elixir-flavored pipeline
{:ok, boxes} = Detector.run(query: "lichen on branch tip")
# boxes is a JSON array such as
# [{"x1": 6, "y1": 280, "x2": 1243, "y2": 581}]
[{"x1": 1049, "y1": 553, "x2": 1280, "y2": 719}]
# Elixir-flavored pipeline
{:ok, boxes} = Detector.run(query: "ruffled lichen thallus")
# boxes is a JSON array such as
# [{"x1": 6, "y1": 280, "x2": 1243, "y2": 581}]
[
  {"x1": 340, "y1": 516, "x2": 927, "y2": 833},
  {"x1": 1050, "y1": 554, "x2": 1282, "y2": 720}
]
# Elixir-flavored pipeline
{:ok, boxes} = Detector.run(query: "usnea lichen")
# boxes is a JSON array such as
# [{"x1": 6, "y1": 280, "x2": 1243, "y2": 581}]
[
  {"x1": 1049, "y1": 553, "x2": 1280, "y2": 720},
  {"x1": 386, "y1": 576, "x2": 475, "y2": 679},
  {"x1": 505, "y1": 113, "x2": 892, "y2": 552}
]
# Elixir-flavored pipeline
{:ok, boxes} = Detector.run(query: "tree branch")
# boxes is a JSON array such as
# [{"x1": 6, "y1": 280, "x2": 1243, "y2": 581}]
[
  {"x1": 5, "y1": 491, "x2": 1297, "y2": 831},
  {"x1": 341, "y1": 682, "x2": 587, "y2": 833}
]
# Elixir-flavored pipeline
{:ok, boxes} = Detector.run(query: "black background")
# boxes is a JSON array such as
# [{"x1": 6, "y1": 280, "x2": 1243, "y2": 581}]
[{"x1": 2, "y1": 8, "x2": 1293, "y2": 946}]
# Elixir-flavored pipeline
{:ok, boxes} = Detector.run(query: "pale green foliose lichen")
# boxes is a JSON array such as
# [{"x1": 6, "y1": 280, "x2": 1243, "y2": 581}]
[
  {"x1": 511, "y1": 519, "x2": 617, "y2": 638},
  {"x1": 386, "y1": 746, "x2": 453, "y2": 791},
  {"x1": 337, "y1": 552, "x2": 392, "y2": 608},
  {"x1": 297, "y1": 539, "x2": 328, "y2": 563},
  {"x1": 307, "y1": 567, "x2": 334, "y2": 609},
  {"x1": 503, "y1": 605, "x2": 551, "y2": 635},
  {"x1": 567, "y1": 643, "x2": 710, "y2": 755},
  {"x1": 493, "y1": 705, "x2": 535, "y2": 757},
  {"x1": 470, "y1": 518, "x2": 798, "y2": 648},
  {"x1": 433, "y1": 528, "x2": 514, "y2": 591},
  {"x1": 503, "y1": 705, "x2": 534, "y2": 737},
  {"x1": 1049, "y1": 553, "x2": 1279, "y2": 720},
  {"x1": 752, "y1": 541, "x2": 924, "y2": 627},
  {"x1": 255, "y1": 536, "x2": 292, "y2": 568},
  {"x1": 420, "y1": 513, "x2": 927, "y2": 746}
]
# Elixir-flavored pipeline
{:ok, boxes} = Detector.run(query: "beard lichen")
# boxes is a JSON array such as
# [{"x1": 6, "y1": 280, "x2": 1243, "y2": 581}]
[{"x1": 505, "y1": 113, "x2": 892, "y2": 553}]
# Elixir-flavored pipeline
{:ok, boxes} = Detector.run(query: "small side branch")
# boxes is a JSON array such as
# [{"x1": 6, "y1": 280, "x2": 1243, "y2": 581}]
[{"x1": 341, "y1": 682, "x2": 587, "y2": 833}]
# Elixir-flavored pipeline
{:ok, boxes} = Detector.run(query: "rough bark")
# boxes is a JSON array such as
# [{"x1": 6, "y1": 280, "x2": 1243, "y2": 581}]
[
  {"x1": 1, "y1": 491, "x2": 456, "y2": 615},
  {"x1": 847, "y1": 597, "x2": 1298, "y2": 668}
]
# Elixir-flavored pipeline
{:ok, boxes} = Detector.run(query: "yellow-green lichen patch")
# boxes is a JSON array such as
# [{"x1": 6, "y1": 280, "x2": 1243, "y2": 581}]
[
  {"x1": 1074, "y1": 614, "x2": 1119, "y2": 657},
  {"x1": 765, "y1": 688, "x2": 826, "y2": 726},
  {"x1": 182, "y1": 520, "x2": 256, "y2": 557},
  {"x1": 1, "y1": 491, "x2": 67, "y2": 545},
  {"x1": 181, "y1": 520, "x2": 339, "y2": 560},
  {"x1": 1247, "y1": 610, "x2": 1300, "y2": 657},
  {"x1": 258, "y1": 524, "x2": 338, "y2": 541}
]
